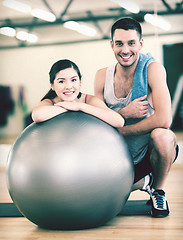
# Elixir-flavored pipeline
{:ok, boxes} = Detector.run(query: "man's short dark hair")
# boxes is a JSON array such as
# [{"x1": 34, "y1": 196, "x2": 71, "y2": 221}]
[{"x1": 111, "y1": 17, "x2": 142, "y2": 40}]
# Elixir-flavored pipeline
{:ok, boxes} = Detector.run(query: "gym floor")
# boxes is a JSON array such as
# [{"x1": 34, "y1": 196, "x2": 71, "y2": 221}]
[{"x1": 0, "y1": 132, "x2": 183, "y2": 240}]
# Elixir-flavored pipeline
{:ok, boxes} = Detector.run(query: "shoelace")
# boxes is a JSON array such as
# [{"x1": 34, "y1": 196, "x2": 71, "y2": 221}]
[{"x1": 152, "y1": 191, "x2": 166, "y2": 210}]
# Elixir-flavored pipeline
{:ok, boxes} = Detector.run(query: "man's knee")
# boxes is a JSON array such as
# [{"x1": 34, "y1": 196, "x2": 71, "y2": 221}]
[{"x1": 150, "y1": 128, "x2": 176, "y2": 149}]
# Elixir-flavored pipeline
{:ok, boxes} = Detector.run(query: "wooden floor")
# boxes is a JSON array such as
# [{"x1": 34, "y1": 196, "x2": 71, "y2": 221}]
[{"x1": 0, "y1": 164, "x2": 183, "y2": 240}]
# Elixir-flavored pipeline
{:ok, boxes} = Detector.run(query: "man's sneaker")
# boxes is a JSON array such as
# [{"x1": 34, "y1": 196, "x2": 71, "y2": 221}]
[
  {"x1": 151, "y1": 189, "x2": 170, "y2": 217},
  {"x1": 140, "y1": 173, "x2": 153, "y2": 195}
]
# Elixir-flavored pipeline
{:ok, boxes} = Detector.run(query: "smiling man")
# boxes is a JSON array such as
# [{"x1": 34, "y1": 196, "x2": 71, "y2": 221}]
[{"x1": 94, "y1": 17, "x2": 178, "y2": 218}]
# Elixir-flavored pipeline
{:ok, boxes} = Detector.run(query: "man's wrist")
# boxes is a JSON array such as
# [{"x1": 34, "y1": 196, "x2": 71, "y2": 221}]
[{"x1": 118, "y1": 107, "x2": 128, "y2": 119}]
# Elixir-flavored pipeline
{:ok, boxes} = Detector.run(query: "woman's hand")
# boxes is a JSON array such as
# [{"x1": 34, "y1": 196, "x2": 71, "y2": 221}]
[{"x1": 54, "y1": 101, "x2": 83, "y2": 111}]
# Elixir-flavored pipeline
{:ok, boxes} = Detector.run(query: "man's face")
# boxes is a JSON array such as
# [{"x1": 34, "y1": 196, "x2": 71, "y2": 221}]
[{"x1": 111, "y1": 29, "x2": 143, "y2": 68}]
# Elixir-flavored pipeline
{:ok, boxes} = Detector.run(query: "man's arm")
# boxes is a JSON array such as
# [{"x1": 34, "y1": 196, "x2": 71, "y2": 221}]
[
  {"x1": 118, "y1": 95, "x2": 149, "y2": 119},
  {"x1": 95, "y1": 67, "x2": 151, "y2": 119},
  {"x1": 94, "y1": 68, "x2": 106, "y2": 101},
  {"x1": 118, "y1": 62, "x2": 172, "y2": 136}
]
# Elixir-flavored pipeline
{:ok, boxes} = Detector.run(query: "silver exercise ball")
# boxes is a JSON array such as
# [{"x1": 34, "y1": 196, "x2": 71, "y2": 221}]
[{"x1": 7, "y1": 112, "x2": 134, "y2": 230}]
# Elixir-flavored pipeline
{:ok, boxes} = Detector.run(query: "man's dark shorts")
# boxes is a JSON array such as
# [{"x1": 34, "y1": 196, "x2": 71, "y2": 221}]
[{"x1": 134, "y1": 144, "x2": 179, "y2": 183}]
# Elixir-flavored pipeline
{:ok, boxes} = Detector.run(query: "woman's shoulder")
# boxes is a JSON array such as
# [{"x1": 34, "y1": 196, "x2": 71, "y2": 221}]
[
  {"x1": 84, "y1": 93, "x2": 104, "y2": 105},
  {"x1": 42, "y1": 98, "x2": 56, "y2": 105}
]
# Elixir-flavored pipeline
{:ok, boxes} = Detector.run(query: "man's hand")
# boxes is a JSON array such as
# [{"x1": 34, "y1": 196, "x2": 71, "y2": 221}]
[{"x1": 119, "y1": 95, "x2": 149, "y2": 119}]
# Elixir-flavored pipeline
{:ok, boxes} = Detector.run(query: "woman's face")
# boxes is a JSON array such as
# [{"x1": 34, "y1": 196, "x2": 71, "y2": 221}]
[{"x1": 51, "y1": 67, "x2": 81, "y2": 102}]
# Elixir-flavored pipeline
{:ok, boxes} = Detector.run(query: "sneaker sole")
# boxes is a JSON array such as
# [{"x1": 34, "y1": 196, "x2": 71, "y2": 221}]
[{"x1": 151, "y1": 211, "x2": 170, "y2": 218}]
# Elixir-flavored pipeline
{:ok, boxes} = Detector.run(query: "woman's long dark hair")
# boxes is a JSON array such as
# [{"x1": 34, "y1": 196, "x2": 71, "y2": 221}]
[{"x1": 41, "y1": 59, "x2": 82, "y2": 101}]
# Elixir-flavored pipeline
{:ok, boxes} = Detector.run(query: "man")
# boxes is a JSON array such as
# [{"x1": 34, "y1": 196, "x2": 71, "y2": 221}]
[{"x1": 94, "y1": 17, "x2": 178, "y2": 218}]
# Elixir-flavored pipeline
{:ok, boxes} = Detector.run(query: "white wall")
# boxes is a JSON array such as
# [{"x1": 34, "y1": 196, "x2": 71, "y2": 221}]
[{"x1": 0, "y1": 34, "x2": 182, "y2": 137}]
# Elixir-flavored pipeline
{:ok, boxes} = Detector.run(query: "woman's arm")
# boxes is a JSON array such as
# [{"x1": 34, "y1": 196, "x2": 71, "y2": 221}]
[
  {"x1": 85, "y1": 95, "x2": 124, "y2": 127},
  {"x1": 56, "y1": 95, "x2": 124, "y2": 128},
  {"x1": 32, "y1": 99, "x2": 67, "y2": 123}
]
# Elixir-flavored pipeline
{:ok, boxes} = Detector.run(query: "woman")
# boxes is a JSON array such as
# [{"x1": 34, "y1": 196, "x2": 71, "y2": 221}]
[{"x1": 32, "y1": 59, "x2": 124, "y2": 128}]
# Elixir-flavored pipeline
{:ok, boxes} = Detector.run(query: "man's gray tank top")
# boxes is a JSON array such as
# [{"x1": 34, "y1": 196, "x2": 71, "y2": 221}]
[{"x1": 104, "y1": 53, "x2": 155, "y2": 165}]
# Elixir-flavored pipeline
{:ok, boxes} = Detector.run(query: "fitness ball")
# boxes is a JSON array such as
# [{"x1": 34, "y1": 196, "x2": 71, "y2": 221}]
[{"x1": 7, "y1": 112, "x2": 134, "y2": 230}]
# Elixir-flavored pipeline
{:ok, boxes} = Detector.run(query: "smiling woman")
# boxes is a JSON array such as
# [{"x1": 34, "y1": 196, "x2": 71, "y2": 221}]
[
  {"x1": 52, "y1": 68, "x2": 81, "y2": 102},
  {"x1": 31, "y1": 59, "x2": 124, "y2": 128}
]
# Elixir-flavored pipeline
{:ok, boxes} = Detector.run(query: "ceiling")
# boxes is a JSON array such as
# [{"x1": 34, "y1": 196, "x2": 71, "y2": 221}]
[{"x1": 0, "y1": 0, "x2": 183, "y2": 49}]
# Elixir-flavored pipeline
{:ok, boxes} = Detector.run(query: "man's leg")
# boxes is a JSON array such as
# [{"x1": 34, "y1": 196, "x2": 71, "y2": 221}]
[
  {"x1": 132, "y1": 178, "x2": 144, "y2": 191},
  {"x1": 132, "y1": 147, "x2": 153, "y2": 191},
  {"x1": 149, "y1": 128, "x2": 177, "y2": 217},
  {"x1": 150, "y1": 128, "x2": 177, "y2": 189}
]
